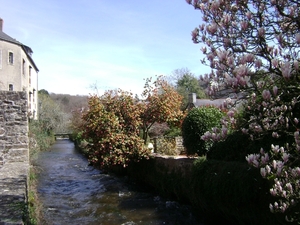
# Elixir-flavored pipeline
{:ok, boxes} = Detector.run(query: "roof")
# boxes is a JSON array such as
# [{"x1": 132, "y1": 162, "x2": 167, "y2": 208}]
[
  {"x1": 0, "y1": 30, "x2": 39, "y2": 72},
  {"x1": 195, "y1": 98, "x2": 226, "y2": 107},
  {"x1": 0, "y1": 30, "x2": 22, "y2": 45}
]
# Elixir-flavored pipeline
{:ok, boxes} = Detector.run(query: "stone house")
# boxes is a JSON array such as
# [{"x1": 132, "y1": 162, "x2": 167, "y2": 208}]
[
  {"x1": 0, "y1": 18, "x2": 39, "y2": 119},
  {"x1": 185, "y1": 91, "x2": 244, "y2": 111},
  {"x1": 185, "y1": 93, "x2": 226, "y2": 110}
]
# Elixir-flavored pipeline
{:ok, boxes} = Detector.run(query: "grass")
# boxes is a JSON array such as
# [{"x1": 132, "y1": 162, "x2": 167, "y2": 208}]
[
  {"x1": 26, "y1": 121, "x2": 55, "y2": 224},
  {"x1": 26, "y1": 166, "x2": 45, "y2": 225}
]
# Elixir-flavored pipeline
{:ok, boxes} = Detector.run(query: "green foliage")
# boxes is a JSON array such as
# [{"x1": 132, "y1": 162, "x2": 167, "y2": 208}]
[
  {"x1": 182, "y1": 106, "x2": 224, "y2": 156},
  {"x1": 190, "y1": 159, "x2": 284, "y2": 224},
  {"x1": 164, "y1": 126, "x2": 181, "y2": 137},
  {"x1": 38, "y1": 93, "x2": 70, "y2": 133},
  {"x1": 38, "y1": 89, "x2": 49, "y2": 96},
  {"x1": 28, "y1": 120, "x2": 54, "y2": 225},
  {"x1": 207, "y1": 131, "x2": 295, "y2": 162},
  {"x1": 169, "y1": 68, "x2": 206, "y2": 109},
  {"x1": 29, "y1": 120, "x2": 55, "y2": 159}
]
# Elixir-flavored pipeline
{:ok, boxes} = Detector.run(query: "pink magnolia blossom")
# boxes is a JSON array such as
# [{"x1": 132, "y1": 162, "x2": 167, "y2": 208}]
[
  {"x1": 272, "y1": 59, "x2": 279, "y2": 68},
  {"x1": 240, "y1": 21, "x2": 248, "y2": 30},
  {"x1": 211, "y1": 1, "x2": 220, "y2": 11},
  {"x1": 261, "y1": 167, "x2": 267, "y2": 177},
  {"x1": 187, "y1": 0, "x2": 300, "y2": 217},
  {"x1": 254, "y1": 59, "x2": 262, "y2": 68},
  {"x1": 272, "y1": 86, "x2": 278, "y2": 96},
  {"x1": 262, "y1": 90, "x2": 271, "y2": 100},
  {"x1": 281, "y1": 61, "x2": 291, "y2": 79},
  {"x1": 222, "y1": 14, "x2": 231, "y2": 25},
  {"x1": 207, "y1": 23, "x2": 218, "y2": 34},
  {"x1": 258, "y1": 27, "x2": 265, "y2": 37},
  {"x1": 294, "y1": 60, "x2": 299, "y2": 70},
  {"x1": 276, "y1": 34, "x2": 284, "y2": 46},
  {"x1": 246, "y1": 11, "x2": 252, "y2": 20},
  {"x1": 296, "y1": 33, "x2": 300, "y2": 44},
  {"x1": 282, "y1": 153, "x2": 289, "y2": 163}
]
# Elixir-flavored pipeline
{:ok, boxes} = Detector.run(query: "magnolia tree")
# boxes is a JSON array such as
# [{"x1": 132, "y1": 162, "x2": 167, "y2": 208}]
[{"x1": 186, "y1": 0, "x2": 300, "y2": 220}]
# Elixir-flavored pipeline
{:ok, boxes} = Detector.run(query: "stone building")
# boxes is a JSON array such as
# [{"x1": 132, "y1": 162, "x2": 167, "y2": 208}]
[
  {"x1": 185, "y1": 93, "x2": 226, "y2": 110},
  {"x1": 0, "y1": 18, "x2": 39, "y2": 119}
]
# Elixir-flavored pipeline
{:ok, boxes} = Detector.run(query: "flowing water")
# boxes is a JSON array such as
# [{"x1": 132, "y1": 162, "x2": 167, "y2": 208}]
[{"x1": 35, "y1": 139, "x2": 205, "y2": 225}]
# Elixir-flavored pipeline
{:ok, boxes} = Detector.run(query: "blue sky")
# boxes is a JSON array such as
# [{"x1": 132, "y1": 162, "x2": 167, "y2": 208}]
[{"x1": 0, "y1": 0, "x2": 208, "y2": 95}]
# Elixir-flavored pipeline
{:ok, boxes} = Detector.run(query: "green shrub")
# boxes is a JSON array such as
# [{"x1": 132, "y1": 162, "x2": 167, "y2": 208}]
[
  {"x1": 164, "y1": 126, "x2": 181, "y2": 137},
  {"x1": 181, "y1": 106, "x2": 224, "y2": 156},
  {"x1": 29, "y1": 120, "x2": 55, "y2": 159},
  {"x1": 207, "y1": 131, "x2": 294, "y2": 162}
]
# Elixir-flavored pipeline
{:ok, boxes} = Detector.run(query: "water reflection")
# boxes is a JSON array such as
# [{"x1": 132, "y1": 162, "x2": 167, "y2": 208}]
[{"x1": 36, "y1": 139, "x2": 204, "y2": 225}]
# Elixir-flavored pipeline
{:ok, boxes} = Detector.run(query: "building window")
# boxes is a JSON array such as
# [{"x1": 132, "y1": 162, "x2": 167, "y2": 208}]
[
  {"x1": 8, "y1": 51, "x2": 13, "y2": 64},
  {"x1": 22, "y1": 59, "x2": 25, "y2": 75},
  {"x1": 9, "y1": 84, "x2": 13, "y2": 91},
  {"x1": 29, "y1": 91, "x2": 32, "y2": 109},
  {"x1": 29, "y1": 66, "x2": 32, "y2": 85}
]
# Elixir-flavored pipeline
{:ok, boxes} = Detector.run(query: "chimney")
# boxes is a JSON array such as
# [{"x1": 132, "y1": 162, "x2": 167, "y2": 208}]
[
  {"x1": 188, "y1": 93, "x2": 197, "y2": 104},
  {"x1": 0, "y1": 18, "x2": 3, "y2": 31}
]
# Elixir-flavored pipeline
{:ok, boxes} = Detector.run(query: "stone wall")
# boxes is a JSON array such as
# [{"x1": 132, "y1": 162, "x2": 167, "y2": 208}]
[
  {"x1": 0, "y1": 91, "x2": 29, "y2": 225},
  {"x1": 0, "y1": 91, "x2": 29, "y2": 167},
  {"x1": 126, "y1": 157, "x2": 283, "y2": 225},
  {"x1": 175, "y1": 136, "x2": 185, "y2": 154},
  {"x1": 150, "y1": 136, "x2": 185, "y2": 155}
]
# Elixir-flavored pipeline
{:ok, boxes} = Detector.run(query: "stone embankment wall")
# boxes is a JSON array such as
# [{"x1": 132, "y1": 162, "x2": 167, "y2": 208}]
[
  {"x1": 0, "y1": 91, "x2": 29, "y2": 225},
  {"x1": 125, "y1": 156, "x2": 285, "y2": 225}
]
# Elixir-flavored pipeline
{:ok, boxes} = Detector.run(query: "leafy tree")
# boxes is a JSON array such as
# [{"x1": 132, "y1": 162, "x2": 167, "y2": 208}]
[
  {"x1": 186, "y1": 0, "x2": 300, "y2": 220},
  {"x1": 38, "y1": 92, "x2": 69, "y2": 134},
  {"x1": 169, "y1": 68, "x2": 206, "y2": 109},
  {"x1": 80, "y1": 76, "x2": 184, "y2": 168},
  {"x1": 38, "y1": 89, "x2": 49, "y2": 96},
  {"x1": 140, "y1": 76, "x2": 185, "y2": 144},
  {"x1": 81, "y1": 90, "x2": 149, "y2": 168}
]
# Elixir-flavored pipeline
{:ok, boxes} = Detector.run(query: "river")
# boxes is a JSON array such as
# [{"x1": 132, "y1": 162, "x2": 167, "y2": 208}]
[{"x1": 35, "y1": 139, "x2": 205, "y2": 225}]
